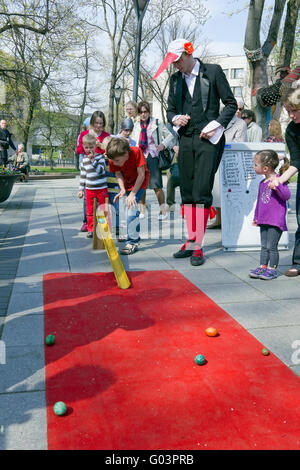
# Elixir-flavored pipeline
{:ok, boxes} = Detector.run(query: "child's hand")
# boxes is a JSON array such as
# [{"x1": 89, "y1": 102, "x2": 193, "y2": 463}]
[
  {"x1": 126, "y1": 192, "x2": 136, "y2": 208},
  {"x1": 88, "y1": 150, "x2": 95, "y2": 161},
  {"x1": 252, "y1": 220, "x2": 258, "y2": 226},
  {"x1": 113, "y1": 189, "x2": 126, "y2": 203},
  {"x1": 78, "y1": 190, "x2": 84, "y2": 199}
]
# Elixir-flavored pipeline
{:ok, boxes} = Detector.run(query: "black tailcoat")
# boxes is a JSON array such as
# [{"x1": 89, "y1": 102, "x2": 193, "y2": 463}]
[{"x1": 167, "y1": 59, "x2": 237, "y2": 206}]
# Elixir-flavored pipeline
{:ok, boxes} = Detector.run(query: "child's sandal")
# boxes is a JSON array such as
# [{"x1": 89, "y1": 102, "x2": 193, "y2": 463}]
[{"x1": 120, "y1": 244, "x2": 138, "y2": 255}]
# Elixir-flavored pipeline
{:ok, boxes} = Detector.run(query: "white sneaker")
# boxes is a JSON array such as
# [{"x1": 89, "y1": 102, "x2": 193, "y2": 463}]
[{"x1": 158, "y1": 213, "x2": 168, "y2": 220}]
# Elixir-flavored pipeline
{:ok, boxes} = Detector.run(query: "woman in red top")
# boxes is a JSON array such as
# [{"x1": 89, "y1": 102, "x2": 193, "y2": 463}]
[{"x1": 77, "y1": 110, "x2": 110, "y2": 155}]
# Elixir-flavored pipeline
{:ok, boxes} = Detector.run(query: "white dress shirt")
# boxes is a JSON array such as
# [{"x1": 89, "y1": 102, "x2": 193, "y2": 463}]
[{"x1": 183, "y1": 59, "x2": 200, "y2": 97}]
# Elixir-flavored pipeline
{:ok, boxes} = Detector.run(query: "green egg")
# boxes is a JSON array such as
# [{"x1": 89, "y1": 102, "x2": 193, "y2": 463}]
[
  {"x1": 53, "y1": 401, "x2": 67, "y2": 416},
  {"x1": 195, "y1": 354, "x2": 206, "y2": 365},
  {"x1": 262, "y1": 348, "x2": 270, "y2": 356},
  {"x1": 45, "y1": 334, "x2": 55, "y2": 346}
]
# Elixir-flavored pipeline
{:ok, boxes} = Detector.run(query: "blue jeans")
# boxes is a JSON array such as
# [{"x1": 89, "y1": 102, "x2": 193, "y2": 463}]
[
  {"x1": 108, "y1": 192, "x2": 119, "y2": 229},
  {"x1": 125, "y1": 188, "x2": 144, "y2": 244}
]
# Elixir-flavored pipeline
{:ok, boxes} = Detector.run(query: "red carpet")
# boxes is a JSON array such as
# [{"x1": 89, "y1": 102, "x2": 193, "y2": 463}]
[{"x1": 44, "y1": 271, "x2": 300, "y2": 450}]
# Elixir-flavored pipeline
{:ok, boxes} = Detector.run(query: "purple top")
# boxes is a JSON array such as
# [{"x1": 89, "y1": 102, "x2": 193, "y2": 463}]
[{"x1": 254, "y1": 175, "x2": 291, "y2": 231}]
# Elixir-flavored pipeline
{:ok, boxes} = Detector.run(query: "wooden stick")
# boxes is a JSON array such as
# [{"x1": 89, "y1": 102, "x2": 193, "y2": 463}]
[{"x1": 92, "y1": 197, "x2": 105, "y2": 250}]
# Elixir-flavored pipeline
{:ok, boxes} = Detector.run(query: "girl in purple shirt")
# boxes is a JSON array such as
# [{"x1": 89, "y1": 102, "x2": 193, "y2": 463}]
[{"x1": 249, "y1": 149, "x2": 290, "y2": 280}]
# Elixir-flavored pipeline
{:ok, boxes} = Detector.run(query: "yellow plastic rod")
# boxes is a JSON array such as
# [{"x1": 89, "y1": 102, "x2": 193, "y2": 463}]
[{"x1": 96, "y1": 209, "x2": 131, "y2": 290}]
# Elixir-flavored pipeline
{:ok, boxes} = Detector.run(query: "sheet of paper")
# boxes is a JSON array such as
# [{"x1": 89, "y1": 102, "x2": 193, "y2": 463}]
[{"x1": 201, "y1": 120, "x2": 224, "y2": 144}]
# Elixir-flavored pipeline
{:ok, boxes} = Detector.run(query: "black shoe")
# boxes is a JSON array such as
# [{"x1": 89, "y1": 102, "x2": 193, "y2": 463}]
[
  {"x1": 86, "y1": 232, "x2": 93, "y2": 239},
  {"x1": 173, "y1": 249, "x2": 193, "y2": 258},
  {"x1": 190, "y1": 250, "x2": 205, "y2": 266},
  {"x1": 173, "y1": 241, "x2": 195, "y2": 258}
]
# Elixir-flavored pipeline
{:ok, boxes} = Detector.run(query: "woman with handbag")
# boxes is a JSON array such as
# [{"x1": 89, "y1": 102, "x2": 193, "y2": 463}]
[{"x1": 131, "y1": 101, "x2": 176, "y2": 220}]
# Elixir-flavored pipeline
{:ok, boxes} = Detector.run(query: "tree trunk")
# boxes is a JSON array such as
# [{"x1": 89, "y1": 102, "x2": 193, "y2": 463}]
[
  {"x1": 108, "y1": 57, "x2": 118, "y2": 134},
  {"x1": 23, "y1": 92, "x2": 39, "y2": 151},
  {"x1": 244, "y1": 0, "x2": 287, "y2": 139},
  {"x1": 76, "y1": 38, "x2": 89, "y2": 139},
  {"x1": 279, "y1": 0, "x2": 300, "y2": 67}
]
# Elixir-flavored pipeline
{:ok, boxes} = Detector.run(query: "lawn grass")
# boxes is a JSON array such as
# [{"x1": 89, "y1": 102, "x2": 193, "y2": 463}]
[
  {"x1": 31, "y1": 166, "x2": 298, "y2": 182},
  {"x1": 31, "y1": 167, "x2": 79, "y2": 174}
]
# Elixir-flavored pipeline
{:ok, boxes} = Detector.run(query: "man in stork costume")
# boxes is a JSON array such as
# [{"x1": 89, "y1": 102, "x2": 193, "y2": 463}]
[{"x1": 153, "y1": 39, "x2": 237, "y2": 265}]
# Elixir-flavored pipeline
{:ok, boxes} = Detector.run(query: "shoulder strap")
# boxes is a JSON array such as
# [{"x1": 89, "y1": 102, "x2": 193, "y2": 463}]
[{"x1": 156, "y1": 119, "x2": 160, "y2": 144}]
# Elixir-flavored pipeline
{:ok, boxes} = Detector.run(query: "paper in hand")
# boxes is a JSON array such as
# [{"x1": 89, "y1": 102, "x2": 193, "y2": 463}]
[{"x1": 201, "y1": 120, "x2": 224, "y2": 144}]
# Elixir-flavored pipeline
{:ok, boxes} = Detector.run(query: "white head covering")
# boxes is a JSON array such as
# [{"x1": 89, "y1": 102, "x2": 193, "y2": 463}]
[{"x1": 152, "y1": 39, "x2": 194, "y2": 80}]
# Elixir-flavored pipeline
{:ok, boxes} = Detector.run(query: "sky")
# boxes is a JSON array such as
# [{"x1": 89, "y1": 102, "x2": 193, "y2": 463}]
[{"x1": 201, "y1": 0, "x2": 249, "y2": 56}]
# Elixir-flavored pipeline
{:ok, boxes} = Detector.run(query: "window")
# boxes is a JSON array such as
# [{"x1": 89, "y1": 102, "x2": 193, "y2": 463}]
[
  {"x1": 230, "y1": 68, "x2": 244, "y2": 79},
  {"x1": 223, "y1": 69, "x2": 229, "y2": 78},
  {"x1": 232, "y1": 86, "x2": 243, "y2": 97}
]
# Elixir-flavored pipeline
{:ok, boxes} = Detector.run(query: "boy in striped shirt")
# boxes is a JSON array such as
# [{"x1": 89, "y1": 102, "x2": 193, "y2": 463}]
[{"x1": 78, "y1": 133, "x2": 109, "y2": 238}]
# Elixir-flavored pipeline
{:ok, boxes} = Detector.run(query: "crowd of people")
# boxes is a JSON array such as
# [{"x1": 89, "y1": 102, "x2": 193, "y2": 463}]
[
  {"x1": 75, "y1": 37, "x2": 300, "y2": 281},
  {"x1": 2, "y1": 37, "x2": 298, "y2": 279}
]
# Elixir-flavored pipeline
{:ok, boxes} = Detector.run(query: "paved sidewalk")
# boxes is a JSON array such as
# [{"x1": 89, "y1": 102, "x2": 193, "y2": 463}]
[{"x1": 0, "y1": 176, "x2": 300, "y2": 450}]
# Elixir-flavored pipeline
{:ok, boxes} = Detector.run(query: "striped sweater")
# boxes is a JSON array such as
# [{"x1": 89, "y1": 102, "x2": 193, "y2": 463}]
[
  {"x1": 105, "y1": 161, "x2": 119, "y2": 194},
  {"x1": 79, "y1": 154, "x2": 107, "y2": 191}
]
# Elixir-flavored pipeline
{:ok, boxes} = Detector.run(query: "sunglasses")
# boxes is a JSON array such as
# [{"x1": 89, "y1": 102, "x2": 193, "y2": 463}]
[{"x1": 241, "y1": 116, "x2": 248, "y2": 120}]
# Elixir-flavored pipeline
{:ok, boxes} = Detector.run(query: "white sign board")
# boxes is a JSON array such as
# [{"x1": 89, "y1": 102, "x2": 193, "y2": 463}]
[{"x1": 220, "y1": 142, "x2": 289, "y2": 251}]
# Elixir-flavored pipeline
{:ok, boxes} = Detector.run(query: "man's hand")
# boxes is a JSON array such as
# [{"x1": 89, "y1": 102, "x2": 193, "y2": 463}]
[
  {"x1": 78, "y1": 190, "x2": 84, "y2": 199},
  {"x1": 200, "y1": 128, "x2": 218, "y2": 140},
  {"x1": 173, "y1": 115, "x2": 190, "y2": 127}
]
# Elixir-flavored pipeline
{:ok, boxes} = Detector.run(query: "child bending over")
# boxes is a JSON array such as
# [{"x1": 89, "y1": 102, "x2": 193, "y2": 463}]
[{"x1": 106, "y1": 137, "x2": 149, "y2": 255}]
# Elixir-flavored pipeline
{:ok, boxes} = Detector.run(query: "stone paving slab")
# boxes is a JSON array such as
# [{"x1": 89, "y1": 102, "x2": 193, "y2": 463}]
[
  {"x1": 247, "y1": 325, "x2": 300, "y2": 367},
  {"x1": 2, "y1": 313, "x2": 44, "y2": 347},
  {"x1": 219, "y1": 300, "x2": 300, "y2": 329},
  {"x1": 0, "y1": 345, "x2": 45, "y2": 394},
  {"x1": 0, "y1": 391, "x2": 47, "y2": 451}
]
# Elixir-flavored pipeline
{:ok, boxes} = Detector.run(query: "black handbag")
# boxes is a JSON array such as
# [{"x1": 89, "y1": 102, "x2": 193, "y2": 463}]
[
  {"x1": 158, "y1": 147, "x2": 173, "y2": 170},
  {"x1": 155, "y1": 119, "x2": 173, "y2": 170}
]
